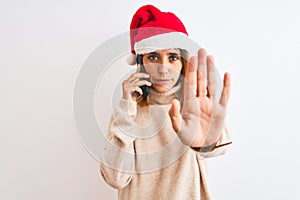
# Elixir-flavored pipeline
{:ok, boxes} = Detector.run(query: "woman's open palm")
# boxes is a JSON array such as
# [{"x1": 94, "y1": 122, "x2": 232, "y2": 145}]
[{"x1": 169, "y1": 49, "x2": 231, "y2": 148}]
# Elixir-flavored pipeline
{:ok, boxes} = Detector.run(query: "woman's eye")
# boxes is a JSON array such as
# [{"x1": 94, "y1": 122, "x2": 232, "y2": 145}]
[
  {"x1": 169, "y1": 55, "x2": 179, "y2": 61},
  {"x1": 148, "y1": 55, "x2": 158, "y2": 61}
]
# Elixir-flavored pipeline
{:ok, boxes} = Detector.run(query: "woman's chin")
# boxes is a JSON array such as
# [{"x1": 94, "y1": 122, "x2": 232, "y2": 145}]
[{"x1": 152, "y1": 84, "x2": 173, "y2": 93}]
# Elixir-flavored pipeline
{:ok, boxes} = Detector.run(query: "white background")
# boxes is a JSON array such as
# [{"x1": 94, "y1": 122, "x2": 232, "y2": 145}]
[{"x1": 1, "y1": 0, "x2": 300, "y2": 199}]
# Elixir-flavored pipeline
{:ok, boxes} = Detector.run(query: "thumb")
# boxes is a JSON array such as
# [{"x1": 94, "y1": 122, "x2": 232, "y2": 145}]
[{"x1": 169, "y1": 99, "x2": 182, "y2": 132}]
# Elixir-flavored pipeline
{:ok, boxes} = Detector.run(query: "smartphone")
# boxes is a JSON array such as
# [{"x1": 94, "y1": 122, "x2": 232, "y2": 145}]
[{"x1": 136, "y1": 55, "x2": 149, "y2": 100}]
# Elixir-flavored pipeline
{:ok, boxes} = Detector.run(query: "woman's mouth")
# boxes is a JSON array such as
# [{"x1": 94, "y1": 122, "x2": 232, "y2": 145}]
[{"x1": 154, "y1": 79, "x2": 171, "y2": 84}]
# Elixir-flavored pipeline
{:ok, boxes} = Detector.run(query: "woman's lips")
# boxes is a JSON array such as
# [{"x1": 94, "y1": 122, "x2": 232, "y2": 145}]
[{"x1": 154, "y1": 79, "x2": 171, "y2": 84}]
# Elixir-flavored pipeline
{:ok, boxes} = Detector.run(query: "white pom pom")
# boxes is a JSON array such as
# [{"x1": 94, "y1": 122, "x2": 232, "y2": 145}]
[{"x1": 126, "y1": 53, "x2": 136, "y2": 66}]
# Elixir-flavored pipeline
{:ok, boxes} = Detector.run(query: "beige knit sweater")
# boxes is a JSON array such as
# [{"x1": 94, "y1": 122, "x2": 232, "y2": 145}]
[{"x1": 100, "y1": 85, "x2": 231, "y2": 200}]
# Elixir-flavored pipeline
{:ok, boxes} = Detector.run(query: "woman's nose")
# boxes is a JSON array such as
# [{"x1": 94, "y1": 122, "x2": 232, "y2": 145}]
[
  {"x1": 158, "y1": 65, "x2": 168, "y2": 74},
  {"x1": 158, "y1": 58, "x2": 169, "y2": 74}
]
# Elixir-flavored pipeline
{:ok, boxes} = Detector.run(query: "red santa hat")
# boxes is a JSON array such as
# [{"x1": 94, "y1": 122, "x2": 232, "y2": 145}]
[{"x1": 127, "y1": 5, "x2": 198, "y2": 65}]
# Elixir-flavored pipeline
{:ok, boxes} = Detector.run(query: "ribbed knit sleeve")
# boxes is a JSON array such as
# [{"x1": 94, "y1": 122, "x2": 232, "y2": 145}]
[{"x1": 100, "y1": 98, "x2": 137, "y2": 189}]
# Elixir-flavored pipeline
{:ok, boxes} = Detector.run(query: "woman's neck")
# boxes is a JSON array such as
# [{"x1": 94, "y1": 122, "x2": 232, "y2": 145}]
[{"x1": 148, "y1": 83, "x2": 183, "y2": 105}]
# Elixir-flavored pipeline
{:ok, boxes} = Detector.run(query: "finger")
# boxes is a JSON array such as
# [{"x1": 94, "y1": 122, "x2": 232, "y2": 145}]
[
  {"x1": 207, "y1": 55, "x2": 217, "y2": 99},
  {"x1": 219, "y1": 72, "x2": 231, "y2": 106},
  {"x1": 131, "y1": 86, "x2": 143, "y2": 101},
  {"x1": 129, "y1": 86, "x2": 143, "y2": 96},
  {"x1": 198, "y1": 49, "x2": 207, "y2": 81},
  {"x1": 169, "y1": 99, "x2": 182, "y2": 132},
  {"x1": 127, "y1": 72, "x2": 150, "y2": 83},
  {"x1": 197, "y1": 48, "x2": 207, "y2": 74},
  {"x1": 133, "y1": 86, "x2": 143, "y2": 95},
  {"x1": 132, "y1": 80, "x2": 152, "y2": 87},
  {"x1": 184, "y1": 56, "x2": 197, "y2": 99},
  {"x1": 197, "y1": 49, "x2": 207, "y2": 97}
]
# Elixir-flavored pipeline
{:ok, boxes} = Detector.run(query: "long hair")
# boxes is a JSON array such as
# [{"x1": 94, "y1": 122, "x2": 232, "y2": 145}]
[{"x1": 136, "y1": 49, "x2": 189, "y2": 107}]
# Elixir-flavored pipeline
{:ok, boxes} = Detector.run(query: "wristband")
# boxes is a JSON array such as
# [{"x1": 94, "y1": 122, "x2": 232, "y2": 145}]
[{"x1": 191, "y1": 142, "x2": 232, "y2": 153}]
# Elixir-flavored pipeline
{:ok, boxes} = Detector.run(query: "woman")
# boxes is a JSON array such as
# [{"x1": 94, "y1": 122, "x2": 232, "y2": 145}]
[{"x1": 100, "y1": 5, "x2": 232, "y2": 200}]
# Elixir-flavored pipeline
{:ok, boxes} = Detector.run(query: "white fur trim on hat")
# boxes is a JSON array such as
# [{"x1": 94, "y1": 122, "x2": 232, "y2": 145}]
[{"x1": 134, "y1": 32, "x2": 200, "y2": 56}]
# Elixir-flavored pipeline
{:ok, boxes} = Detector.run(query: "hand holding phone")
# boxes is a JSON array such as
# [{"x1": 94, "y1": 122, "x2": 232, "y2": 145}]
[{"x1": 122, "y1": 55, "x2": 151, "y2": 101}]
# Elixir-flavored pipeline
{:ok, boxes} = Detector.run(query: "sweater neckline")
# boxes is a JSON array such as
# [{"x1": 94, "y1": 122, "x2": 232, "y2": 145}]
[{"x1": 148, "y1": 83, "x2": 183, "y2": 105}]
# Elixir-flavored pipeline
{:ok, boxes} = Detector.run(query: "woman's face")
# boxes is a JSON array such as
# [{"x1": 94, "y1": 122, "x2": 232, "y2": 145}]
[{"x1": 142, "y1": 48, "x2": 183, "y2": 93}]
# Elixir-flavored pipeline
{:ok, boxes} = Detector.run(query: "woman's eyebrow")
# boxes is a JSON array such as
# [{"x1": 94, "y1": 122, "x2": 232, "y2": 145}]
[
  {"x1": 147, "y1": 52, "x2": 159, "y2": 55},
  {"x1": 166, "y1": 49, "x2": 181, "y2": 54},
  {"x1": 167, "y1": 52, "x2": 180, "y2": 56},
  {"x1": 147, "y1": 51, "x2": 180, "y2": 55}
]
